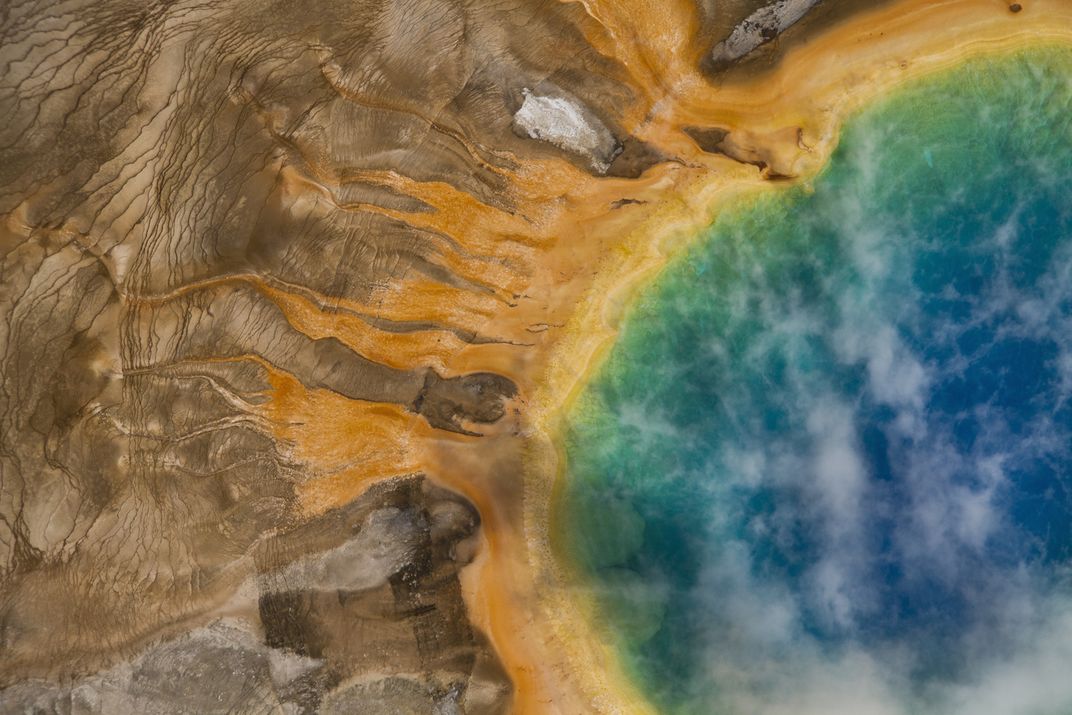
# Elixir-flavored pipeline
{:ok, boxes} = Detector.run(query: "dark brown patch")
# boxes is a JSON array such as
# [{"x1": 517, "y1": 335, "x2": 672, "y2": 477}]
[
  {"x1": 605, "y1": 137, "x2": 669, "y2": 178},
  {"x1": 413, "y1": 371, "x2": 519, "y2": 436},
  {"x1": 683, "y1": 126, "x2": 731, "y2": 153}
]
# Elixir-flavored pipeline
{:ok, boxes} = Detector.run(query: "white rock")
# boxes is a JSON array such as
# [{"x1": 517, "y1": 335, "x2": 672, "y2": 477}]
[{"x1": 513, "y1": 88, "x2": 619, "y2": 173}]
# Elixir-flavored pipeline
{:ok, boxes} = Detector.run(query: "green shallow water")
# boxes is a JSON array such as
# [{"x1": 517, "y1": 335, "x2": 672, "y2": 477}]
[{"x1": 555, "y1": 48, "x2": 1072, "y2": 714}]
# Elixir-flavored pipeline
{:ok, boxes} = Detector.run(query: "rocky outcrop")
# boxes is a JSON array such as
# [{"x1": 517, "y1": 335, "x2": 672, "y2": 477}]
[
  {"x1": 1, "y1": 477, "x2": 510, "y2": 713},
  {"x1": 710, "y1": 0, "x2": 824, "y2": 68},
  {"x1": 513, "y1": 87, "x2": 622, "y2": 174}
]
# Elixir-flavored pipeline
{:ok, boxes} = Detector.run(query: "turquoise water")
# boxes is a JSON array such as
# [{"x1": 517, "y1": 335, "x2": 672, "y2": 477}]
[{"x1": 557, "y1": 50, "x2": 1072, "y2": 714}]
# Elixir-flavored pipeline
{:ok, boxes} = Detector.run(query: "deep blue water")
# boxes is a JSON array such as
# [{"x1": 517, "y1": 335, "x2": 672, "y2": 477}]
[{"x1": 557, "y1": 49, "x2": 1072, "y2": 714}]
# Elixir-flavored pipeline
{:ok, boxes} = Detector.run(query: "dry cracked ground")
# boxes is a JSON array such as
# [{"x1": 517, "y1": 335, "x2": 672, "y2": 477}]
[{"x1": 0, "y1": 0, "x2": 845, "y2": 712}]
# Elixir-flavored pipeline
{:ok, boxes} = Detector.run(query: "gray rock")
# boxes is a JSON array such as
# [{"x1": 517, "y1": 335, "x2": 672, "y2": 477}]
[{"x1": 711, "y1": 0, "x2": 823, "y2": 67}]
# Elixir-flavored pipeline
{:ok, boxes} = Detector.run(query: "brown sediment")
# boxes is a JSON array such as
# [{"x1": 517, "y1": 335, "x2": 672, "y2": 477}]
[{"x1": 1, "y1": 0, "x2": 1070, "y2": 711}]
